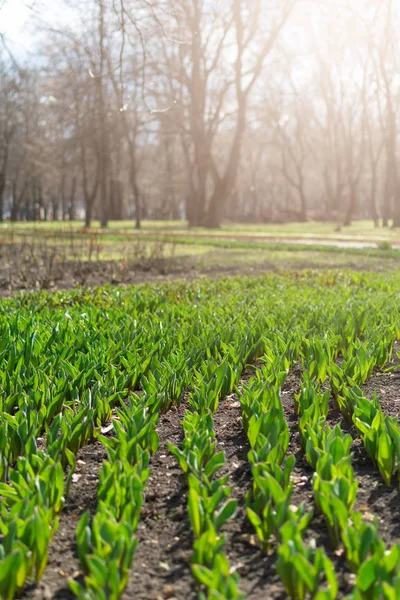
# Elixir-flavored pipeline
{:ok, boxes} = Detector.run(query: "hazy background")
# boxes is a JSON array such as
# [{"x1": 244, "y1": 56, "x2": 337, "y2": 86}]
[{"x1": 1, "y1": 0, "x2": 399, "y2": 229}]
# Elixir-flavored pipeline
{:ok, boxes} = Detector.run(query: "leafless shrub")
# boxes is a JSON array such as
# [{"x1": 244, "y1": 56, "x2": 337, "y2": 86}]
[{"x1": 0, "y1": 230, "x2": 175, "y2": 292}]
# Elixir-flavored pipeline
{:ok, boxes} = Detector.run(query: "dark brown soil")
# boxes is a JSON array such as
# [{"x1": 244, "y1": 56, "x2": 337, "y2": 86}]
[
  {"x1": 278, "y1": 361, "x2": 400, "y2": 595},
  {"x1": 280, "y1": 369, "x2": 354, "y2": 597},
  {"x1": 355, "y1": 344, "x2": 400, "y2": 546},
  {"x1": 361, "y1": 343, "x2": 400, "y2": 419},
  {"x1": 0, "y1": 257, "x2": 193, "y2": 296},
  {"x1": 124, "y1": 403, "x2": 196, "y2": 600},
  {"x1": 0, "y1": 250, "x2": 392, "y2": 298},
  {"x1": 20, "y1": 350, "x2": 400, "y2": 600},
  {"x1": 213, "y1": 393, "x2": 286, "y2": 599},
  {"x1": 22, "y1": 441, "x2": 106, "y2": 599}
]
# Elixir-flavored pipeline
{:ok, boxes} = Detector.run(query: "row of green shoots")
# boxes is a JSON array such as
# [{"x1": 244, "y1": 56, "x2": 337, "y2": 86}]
[{"x1": 298, "y1": 374, "x2": 400, "y2": 599}]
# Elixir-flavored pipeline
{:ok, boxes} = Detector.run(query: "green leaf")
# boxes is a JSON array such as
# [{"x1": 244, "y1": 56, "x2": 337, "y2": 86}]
[
  {"x1": 192, "y1": 564, "x2": 215, "y2": 588},
  {"x1": 246, "y1": 507, "x2": 263, "y2": 530},
  {"x1": 292, "y1": 553, "x2": 316, "y2": 592},
  {"x1": 378, "y1": 431, "x2": 394, "y2": 486},
  {"x1": 188, "y1": 487, "x2": 203, "y2": 538},
  {"x1": 204, "y1": 451, "x2": 225, "y2": 479},
  {"x1": 215, "y1": 499, "x2": 237, "y2": 530},
  {"x1": 356, "y1": 557, "x2": 377, "y2": 592},
  {"x1": 383, "y1": 545, "x2": 400, "y2": 573}
]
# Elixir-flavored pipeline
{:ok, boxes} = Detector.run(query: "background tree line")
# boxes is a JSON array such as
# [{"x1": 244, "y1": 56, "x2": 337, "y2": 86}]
[{"x1": 1, "y1": 0, "x2": 399, "y2": 229}]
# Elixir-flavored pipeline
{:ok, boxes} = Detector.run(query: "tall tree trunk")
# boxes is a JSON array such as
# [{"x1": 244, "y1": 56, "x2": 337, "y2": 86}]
[
  {"x1": 165, "y1": 135, "x2": 177, "y2": 220},
  {"x1": 69, "y1": 176, "x2": 77, "y2": 221},
  {"x1": 126, "y1": 137, "x2": 141, "y2": 228},
  {"x1": 393, "y1": 194, "x2": 400, "y2": 227},
  {"x1": 85, "y1": 200, "x2": 93, "y2": 228},
  {"x1": 0, "y1": 178, "x2": 4, "y2": 223},
  {"x1": 299, "y1": 189, "x2": 307, "y2": 222},
  {"x1": 383, "y1": 147, "x2": 394, "y2": 227},
  {"x1": 52, "y1": 196, "x2": 59, "y2": 221},
  {"x1": 343, "y1": 186, "x2": 357, "y2": 227},
  {"x1": 371, "y1": 198, "x2": 379, "y2": 228},
  {"x1": 98, "y1": 0, "x2": 109, "y2": 228},
  {"x1": 205, "y1": 107, "x2": 246, "y2": 228},
  {"x1": 10, "y1": 180, "x2": 17, "y2": 222},
  {"x1": 129, "y1": 169, "x2": 140, "y2": 229},
  {"x1": 370, "y1": 177, "x2": 379, "y2": 228},
  {"x1": 187, "y1": 188, "x2": 206, "y2": 227},
  {"x1": 0, "y1": 129, "x2": 14, "y2": 223}
]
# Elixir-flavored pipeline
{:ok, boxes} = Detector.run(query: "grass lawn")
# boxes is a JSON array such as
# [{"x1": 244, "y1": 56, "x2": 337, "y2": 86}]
[
  {"x1": 0, "y1": 220, "x2": 398, "y2": 294},
  {"x1": 1, "y1": 219, "x2": 400, "y2": 242}
]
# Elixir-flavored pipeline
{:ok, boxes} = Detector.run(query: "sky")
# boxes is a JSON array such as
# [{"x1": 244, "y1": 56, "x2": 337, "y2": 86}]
[
  {"x1": 1, "y1": 0, "x2": 381, "y2": 71},
  {"x1": 2, "y1": 0, "x2": 35, "y2": 51},
  {"x1": 1, "y1": 0, "x2": 323, "y2": 59},
  {"x1": 1, "y1": 0, "x2": 66, "y2": 55}
]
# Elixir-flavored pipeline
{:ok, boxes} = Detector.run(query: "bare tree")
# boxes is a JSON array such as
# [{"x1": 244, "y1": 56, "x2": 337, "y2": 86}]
[
  {"x1": 0, "y1": 57, "x2": 19, "y2": 221},
  {"x1": 3, "y1": 0, "x2": 400, "y2": 230},
  {"x1": 152, "y1": 0, "x2": 295, "y2": 227}
]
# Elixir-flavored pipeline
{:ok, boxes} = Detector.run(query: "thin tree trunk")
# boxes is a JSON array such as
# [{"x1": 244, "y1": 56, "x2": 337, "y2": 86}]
[
  {"x1": 69, "y1": 176, "x2": 77, "y2": 221},
  {"x1": 299, "y1": 189, "x2": 307, "y2": 222},
  {"x1": 0, "y1": 180, "x2": 4, "y2": 223},
  {"x1": 98, "y1": 0, "x2": 109, "y2": 228}
]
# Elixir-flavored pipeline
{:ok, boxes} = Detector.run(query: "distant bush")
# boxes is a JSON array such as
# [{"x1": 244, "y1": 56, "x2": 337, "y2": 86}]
[{"x1": 377, "y1": 241, "x2": 392, "y2": 251}]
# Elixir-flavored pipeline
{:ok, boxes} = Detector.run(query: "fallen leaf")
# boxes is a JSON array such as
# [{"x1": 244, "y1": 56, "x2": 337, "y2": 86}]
[
  {"x1": 101, "y1": 423, "x2": 114, "y2": 434},
  {"x1": 249, "y1": 535, "x2": 257, "y2": 546},
  {"x1": 229, "y1": 562, "x2": 244, "y2": 574},
  {"x1": 290, "y1": 474, "x2": 308, "y2": 485}
]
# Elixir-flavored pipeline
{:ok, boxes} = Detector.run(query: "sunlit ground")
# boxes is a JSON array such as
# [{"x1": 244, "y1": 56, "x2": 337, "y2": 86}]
[
  {"x1": 0, "y1": 224, "x2": 398, "y2": 276},
  {"x1": 0, "y1": 220, "x2": 399, "y2": 241},
  {"x1": 194, "y1": 248, "x2": 400, "y2": 273}
]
